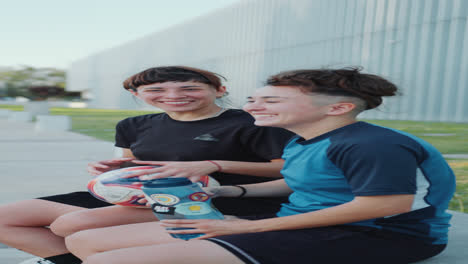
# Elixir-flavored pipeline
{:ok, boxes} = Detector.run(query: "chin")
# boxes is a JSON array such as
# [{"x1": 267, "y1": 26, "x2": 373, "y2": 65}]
[{"x1": 254, "y1": 120, "x2": 280, "y2": 127}]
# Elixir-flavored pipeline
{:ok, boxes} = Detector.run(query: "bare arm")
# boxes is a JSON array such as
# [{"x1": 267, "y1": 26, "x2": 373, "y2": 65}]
[
  {"x1": 121, "y1": 148, "x2": 136, "y2": 158},
  {"x1": 207, "y1": 159, "x2": 284, "y2": 178},
  {"x1": 207, "y1": 179, "x2": 292, "y2": 198},
  {"x1": 125, "y1": 159, "x2": 285, "y2": 180},
  {"x1": 87, "y1": 148, "x2": 136, "y2": 176},
  {"x1": 244, "y1": 194, "x2": 414, "y2": 232},
  {"x1": 161, "y1": 194, "x2": 414, "y2": 239}
]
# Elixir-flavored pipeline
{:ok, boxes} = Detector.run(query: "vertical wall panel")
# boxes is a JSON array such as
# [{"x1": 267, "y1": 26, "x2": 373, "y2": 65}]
[
  {"x1": 455, "y1": 5, "x2": 468, "y2": 122},
  {"x1": 67, "y1": 0, "x2": 468, "y2": 122},
  {"x1": 440, "y1": 0, "x2": 467, "y2": 121}
]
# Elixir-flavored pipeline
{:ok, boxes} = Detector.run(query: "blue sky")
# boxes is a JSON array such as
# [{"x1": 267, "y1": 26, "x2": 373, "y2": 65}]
[{"x1": 0, "y1": 0, "x2": 240, "y2": 69}]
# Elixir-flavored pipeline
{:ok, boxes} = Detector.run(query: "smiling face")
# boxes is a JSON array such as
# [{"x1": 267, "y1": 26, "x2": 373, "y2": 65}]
[
  {"x1": 131, "y1": 81, "x2": 226, "y2": 118},
  {"x1": 243, "y1": 86, "x2": 329, "y2": 129},
  {"x1": 243, "y1": 85, "x2": 357, "y2": 137}
]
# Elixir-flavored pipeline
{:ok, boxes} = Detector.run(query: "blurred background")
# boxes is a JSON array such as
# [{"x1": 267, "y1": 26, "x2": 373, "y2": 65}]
[{"x1": 1, "y1": 0, "x2": 467, "y2": 122}]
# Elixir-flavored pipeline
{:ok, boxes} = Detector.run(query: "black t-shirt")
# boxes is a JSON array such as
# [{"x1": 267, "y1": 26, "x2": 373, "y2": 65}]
[{"x1": 115, "y1": 109, "x2": 295, "y2": 185}]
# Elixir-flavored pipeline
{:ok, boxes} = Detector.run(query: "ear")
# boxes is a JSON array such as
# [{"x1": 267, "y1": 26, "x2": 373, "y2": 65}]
[
  {"x1": 326, "y1": 102, "x2": 356, "y2": 116},
  {"x1": 128, "y1": 89, "x2": 138, "y2": 96},
  {"x1": 215, "y1": 86, "x2": 227, "y2": 98}
]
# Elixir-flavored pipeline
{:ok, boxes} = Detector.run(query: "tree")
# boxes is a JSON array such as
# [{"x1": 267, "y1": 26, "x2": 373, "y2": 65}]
[{"x1": 0, "y1": 66, "x2": 66, "y2": 99}]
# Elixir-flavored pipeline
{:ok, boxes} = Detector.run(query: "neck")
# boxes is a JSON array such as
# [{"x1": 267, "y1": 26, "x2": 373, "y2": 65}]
[
  {"x1": 291, "y1": 116, "x2": 357, "y2": 140},
  {"x1": 166, "y1": 105, "x2": 224, "y2": 121}
]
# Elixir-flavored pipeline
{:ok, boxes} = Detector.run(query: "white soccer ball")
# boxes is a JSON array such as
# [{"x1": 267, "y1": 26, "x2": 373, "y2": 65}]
[{"x1": 87, "y1": 166, "x2": 219, "y2": 207}]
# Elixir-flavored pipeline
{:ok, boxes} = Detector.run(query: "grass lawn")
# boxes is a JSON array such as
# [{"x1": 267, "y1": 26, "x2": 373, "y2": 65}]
[
  {"x1": 50, "y1": 107, "x2": 156, "y2": 141},
  {"x1": 0, "y1": 104, "x2": 24, "y2": 111},
  {"x1": 361, "y1": 120, "x2": 468, "y2": 213},
  {"x1": 1, "y1": 104, "x2": 467, "y2": 212}
]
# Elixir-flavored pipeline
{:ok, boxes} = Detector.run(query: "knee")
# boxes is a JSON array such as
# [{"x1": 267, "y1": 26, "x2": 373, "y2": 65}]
[
  {"x1": 50, "y1": 212, "x2": 85, "y2": 237},
  {"x1": 65, "y1": 230, "x2": 94, "y2": 260}
]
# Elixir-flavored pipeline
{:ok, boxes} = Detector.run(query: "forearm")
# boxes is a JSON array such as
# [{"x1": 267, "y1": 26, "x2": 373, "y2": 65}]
[
  {"x1": 212, "y1": 159, "x2": 284, "y2": 178},
  {"x1": 242, "y1": 194, "x2": 415, "y2": 233},
  {"x1": 215, "y1": 179, "x2": 292, "y2": 198},
  {"x1": 119, "y1": 148, "x2": 138, "y2": 167},
  {"x1": 121, "y1": 148, "x2": 136, "y2": 158}
]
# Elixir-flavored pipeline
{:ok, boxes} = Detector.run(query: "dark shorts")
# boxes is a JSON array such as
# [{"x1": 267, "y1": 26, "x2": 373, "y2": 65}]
[
  {"x1": 37, "y1": 192, "x2": 113, "y2": 208},
  {"x1": 37, "y1": 192, "x2": 287, "y2": 216},
  {"x1": 207, "y1": 222, "x2": 446, "y2": 264}
]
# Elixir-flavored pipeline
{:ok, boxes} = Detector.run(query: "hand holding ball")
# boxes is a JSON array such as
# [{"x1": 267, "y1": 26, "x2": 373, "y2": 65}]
[{"x1": 87, "y1": 166, "x2": 219, "y2": 207}]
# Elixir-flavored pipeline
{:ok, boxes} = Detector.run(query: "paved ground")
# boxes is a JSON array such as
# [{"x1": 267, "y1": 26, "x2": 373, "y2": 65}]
[
  {"x1": 0, "y1": 117, "x2": 113, "y2": 263},
  {"x1": 0, "y1": 115, "x2": 467, "y2": 263}
]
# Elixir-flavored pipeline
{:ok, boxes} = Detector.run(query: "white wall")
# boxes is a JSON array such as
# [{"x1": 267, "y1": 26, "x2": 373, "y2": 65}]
[{"x1": 67, "y1": 0, "x2": 468, "y2": 122}]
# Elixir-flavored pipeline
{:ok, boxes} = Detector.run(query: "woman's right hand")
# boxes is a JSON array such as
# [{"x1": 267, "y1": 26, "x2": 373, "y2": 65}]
[{"x1": 87, "y1": 157, "x2": 134, "y2": 176}]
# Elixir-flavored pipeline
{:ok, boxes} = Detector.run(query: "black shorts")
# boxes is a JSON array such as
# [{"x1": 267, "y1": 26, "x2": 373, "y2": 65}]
[
  {"x1": 213, "y1": 197, "x2": 287, "y2": 216},
  {"x1": 37, "y1": 192, "x2": 113, "y2": 208},
  {"x1": 37, "y1": 192, "x2": 287, "y2": 216},
  {"x1": 207, "y1": 223, "x2": 446, "y2": 264}
]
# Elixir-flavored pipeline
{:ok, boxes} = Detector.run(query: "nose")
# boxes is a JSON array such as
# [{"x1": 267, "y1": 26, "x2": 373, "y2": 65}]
[
  {"x1": 165, "y1": 89, "x2": 185, "y2": 98},
  {"x1": 243, "y1": 100, "x2": 264, "y2": 112}
]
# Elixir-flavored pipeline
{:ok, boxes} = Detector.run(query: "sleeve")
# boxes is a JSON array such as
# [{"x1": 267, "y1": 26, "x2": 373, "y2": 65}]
[
  {"x1": 240, "y1": 125, "x2": 296, "y2": 160},
  {"x1": 114, "y1": 118, "x2": 135, "y2": 148},
  {"x1": 328, "y1": 140, "x2": 426, "y2": 196}
]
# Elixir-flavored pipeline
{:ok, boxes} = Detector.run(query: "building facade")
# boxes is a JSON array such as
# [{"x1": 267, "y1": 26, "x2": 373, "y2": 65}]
[{"x1": 67, "y1": 0, "x2": 468, "y2": 122}]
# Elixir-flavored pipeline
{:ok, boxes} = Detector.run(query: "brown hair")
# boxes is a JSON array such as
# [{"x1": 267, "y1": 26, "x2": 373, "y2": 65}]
[
  {"x1": 123, "y1": 66, "x2": 226, "y2": 91},
  {"x1": 266, "y1": 67, "x2": 398, "y2": 110}
]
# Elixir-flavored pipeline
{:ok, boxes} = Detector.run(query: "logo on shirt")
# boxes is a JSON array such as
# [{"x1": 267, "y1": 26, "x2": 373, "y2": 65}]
[{"x1": 194, "y1": 133, "x2": 219, "y2": 142}]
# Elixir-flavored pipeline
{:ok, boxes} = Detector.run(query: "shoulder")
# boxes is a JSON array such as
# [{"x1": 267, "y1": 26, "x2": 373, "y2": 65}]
[
  {"x1": 327, "y1": 122, "x2": 428, "y2": 161},
  {"x1": 117, "y1": 113, "x2": 164, "y2": 128},
  {"x1": 218, "y1": 109, "x2": 255, "y2": 123},
  {"x1": 330, "y1": 122, "x2": 418, "y2": 145}
]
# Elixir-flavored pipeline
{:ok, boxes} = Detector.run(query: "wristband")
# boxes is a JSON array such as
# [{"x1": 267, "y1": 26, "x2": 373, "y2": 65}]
[
  {"x1": 234, "y1": 185, "x2": 247, "y2": 198},
  {"x1": 206, "y1": 160, "x2": 222, "y2": 172}
]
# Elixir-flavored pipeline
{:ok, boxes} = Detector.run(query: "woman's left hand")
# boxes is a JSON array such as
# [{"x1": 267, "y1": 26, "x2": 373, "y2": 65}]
[
  {"x1": 160, "y1": 218, "x2": 255, "y2": 239},
  {"x1": 122, "y1": 160, "x2": 220, "y2": 181}
]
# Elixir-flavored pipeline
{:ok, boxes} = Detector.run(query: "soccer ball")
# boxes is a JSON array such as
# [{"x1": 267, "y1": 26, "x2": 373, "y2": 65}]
[{"x1": 87, "y1": 166, "x2": 219, "y2": 207}]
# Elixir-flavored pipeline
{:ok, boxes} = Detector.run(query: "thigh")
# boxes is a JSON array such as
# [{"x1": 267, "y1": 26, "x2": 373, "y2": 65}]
[
  {"x1": 84, "y1": 240, "x2": 244, "y2": 264},
  {"x1": 55, "y1": 205, "x2": 157, "y2": 232},
  {"x1": 67, "y1": 221, "x2": 178, "y2": 255},
  {"x1": 0, "y1": 199, "x2": 84, "y2": 226}
]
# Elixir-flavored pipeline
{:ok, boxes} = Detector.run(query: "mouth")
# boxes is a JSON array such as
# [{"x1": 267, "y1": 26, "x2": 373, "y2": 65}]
[
  {"x1": 159, "y1": 101, "x2": 193, "y2": 105},
  {"x1": 251, "y1": 113, "x2": 277, "y2": 119}
]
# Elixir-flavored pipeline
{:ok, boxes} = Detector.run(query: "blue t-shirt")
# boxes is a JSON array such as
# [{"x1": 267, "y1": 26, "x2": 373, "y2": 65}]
[{"x1": 277, "y1": 122, "x2": 455, "y2": 244}]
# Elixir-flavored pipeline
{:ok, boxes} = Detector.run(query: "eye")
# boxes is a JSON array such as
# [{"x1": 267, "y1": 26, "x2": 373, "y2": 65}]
[
  {"x1": 182, "y1": 88, "x2": 201, "y2": 91},
  {"x1": 143, "y1": 89, "x2": 164, "y2": 93},
  {"x1": 265, "y1": 100, "x2": 280, "y2": 103}
]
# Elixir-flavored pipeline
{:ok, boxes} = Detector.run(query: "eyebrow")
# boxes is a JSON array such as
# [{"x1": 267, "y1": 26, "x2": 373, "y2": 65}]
[
  {"x1": 246, "y1": 96, "x2": 289, "y2": 99},
  {"x1": 141, "y1": 85, "x2": 203, "y2": 89}
]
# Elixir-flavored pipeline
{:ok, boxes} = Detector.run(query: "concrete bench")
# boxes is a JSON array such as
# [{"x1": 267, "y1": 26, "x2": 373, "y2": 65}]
[
  {"x1": 25, "y1": 101, "x2": 50, "y2": 116},
  {"x1": 0, "y1": 109, "x2": 12, "y2": 118},
  {"x1": 7, "y1": 111, "x2": 33, "y2": 122},
  {"x1": 34, "y1": 115, "x2": 71, "y2": 131}
]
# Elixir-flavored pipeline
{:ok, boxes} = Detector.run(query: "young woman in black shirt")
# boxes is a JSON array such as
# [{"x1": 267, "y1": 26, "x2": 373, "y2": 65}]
[{"x1": 0, "y1": 66, "x2": 293, "y2": 264}]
